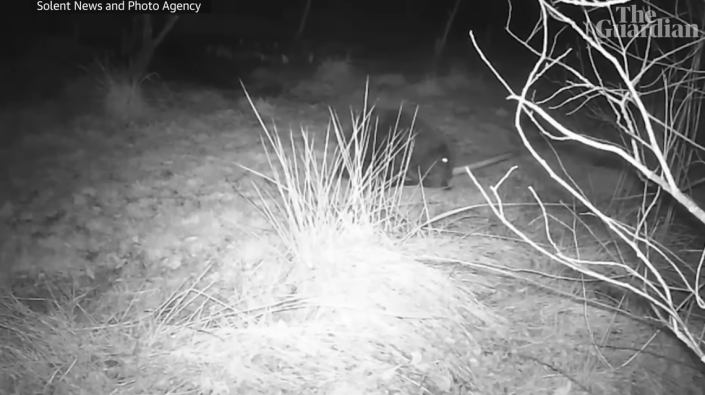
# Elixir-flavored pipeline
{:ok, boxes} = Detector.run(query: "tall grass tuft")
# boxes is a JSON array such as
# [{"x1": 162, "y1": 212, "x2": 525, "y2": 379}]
[
  {"x1": 94, "y1": 60, "x2": 152, "y2": 122},
  {"x1": 239, "y1": 89, "x2": 417, "y2": 268}
]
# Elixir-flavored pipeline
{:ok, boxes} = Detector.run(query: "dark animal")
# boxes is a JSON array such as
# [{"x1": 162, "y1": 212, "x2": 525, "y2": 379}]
[{"x1": 345, "y1": 107, "x2": 455, "y2": 189}]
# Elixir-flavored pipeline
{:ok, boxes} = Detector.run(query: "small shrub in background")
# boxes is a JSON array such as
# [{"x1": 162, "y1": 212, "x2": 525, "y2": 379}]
[{"x1": 95, "y1": 61, "x2": 153, "y2": 123}]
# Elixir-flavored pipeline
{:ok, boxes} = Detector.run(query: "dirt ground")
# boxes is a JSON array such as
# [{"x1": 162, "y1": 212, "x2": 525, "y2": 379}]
[{"x1": 0, "y1": 40, "x2": 703, "y2": 395}]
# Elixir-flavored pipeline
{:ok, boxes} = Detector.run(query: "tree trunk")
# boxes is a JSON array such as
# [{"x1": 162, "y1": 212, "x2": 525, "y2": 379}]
[
  {"x1": 294, "y1": 0, "x2": 312, "y2": 42},
  {"x1": 127, "y1": 15, "x2": 179, "y2": 79},
  {"x1": 432, "y1": 0, "x2": 463, "y2": 74}
]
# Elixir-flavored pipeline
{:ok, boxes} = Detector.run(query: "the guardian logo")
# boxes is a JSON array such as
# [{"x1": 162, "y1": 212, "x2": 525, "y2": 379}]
[{"x1": 595, "y1": 5, "x2": 699, "y2": 38}]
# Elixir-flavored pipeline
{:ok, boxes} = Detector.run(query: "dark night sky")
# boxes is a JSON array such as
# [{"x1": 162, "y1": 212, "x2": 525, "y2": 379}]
[{"x1": 8, "y1": 0, "x2": 539, "y2": 42}]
